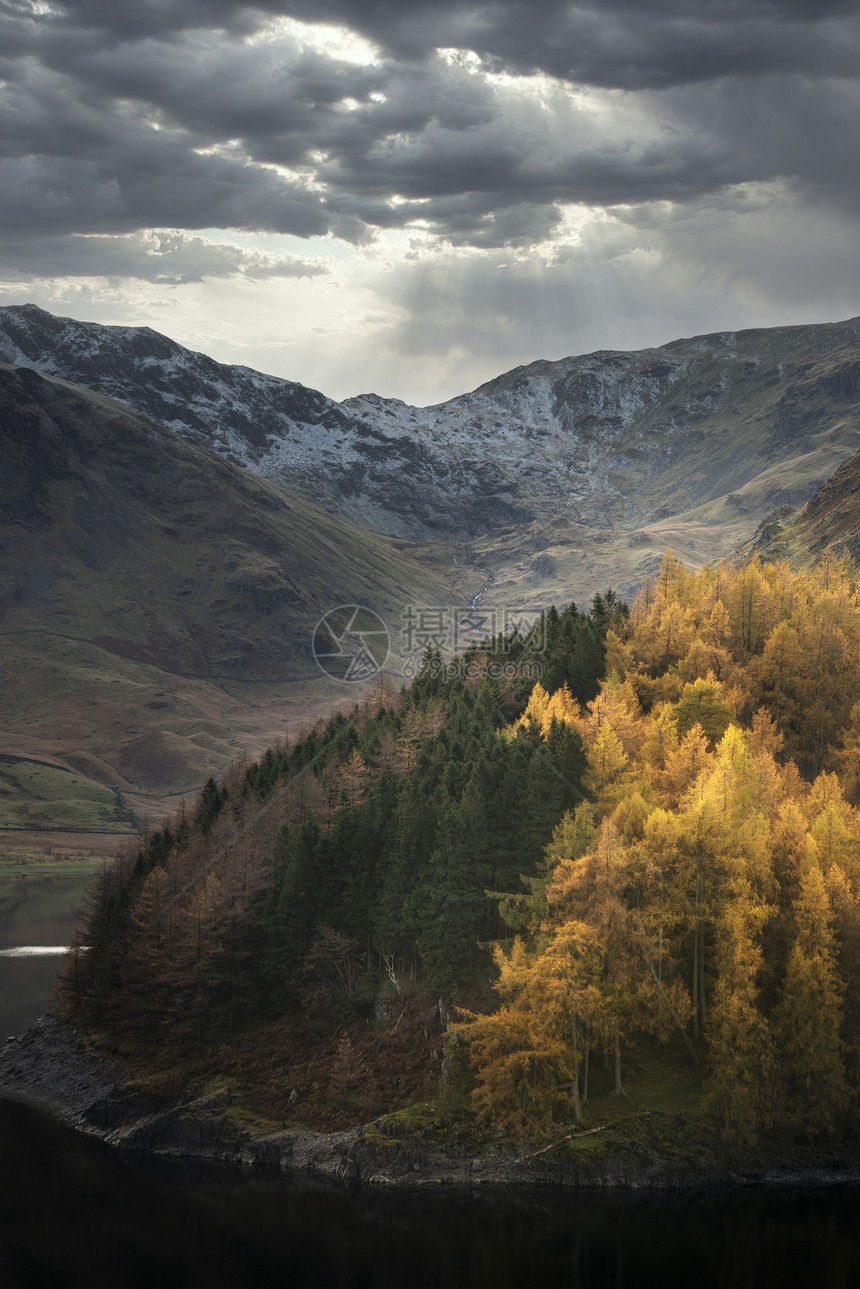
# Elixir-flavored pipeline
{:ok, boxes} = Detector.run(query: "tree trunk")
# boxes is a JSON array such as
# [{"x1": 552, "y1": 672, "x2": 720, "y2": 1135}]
[
  {"x1": 698, "y1": 917, "x2": 707, "y2": 1023},
  {"x1": 613, "y1": 1027, "x2": 623, "y2": 1097},
  {"x1": 657, "y1": 896, "x2": 664, "y2": 1042},
  {"x1": 692, "y1": 915, "x2": 700, "y2": 1039},
  {"x1": 583, "y1": 1040, "x2": 590, "y2": 1105},
  {"x1": 570, "y1": 1018, "x2": 583, "y2": 1126}
]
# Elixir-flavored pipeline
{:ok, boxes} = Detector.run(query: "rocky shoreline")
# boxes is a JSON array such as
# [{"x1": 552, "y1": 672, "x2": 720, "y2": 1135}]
[{"x1": 3, "y1": 1014, "x2": 860, "y2": 1191}]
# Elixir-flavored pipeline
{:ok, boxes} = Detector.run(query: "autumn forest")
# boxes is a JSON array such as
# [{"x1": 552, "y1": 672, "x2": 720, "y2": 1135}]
[{"x1": 60, "y1": 553, "x2": 860, "y2": 1151}]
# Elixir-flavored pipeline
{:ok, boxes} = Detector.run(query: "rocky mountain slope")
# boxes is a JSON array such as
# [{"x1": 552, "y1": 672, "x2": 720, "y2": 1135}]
[
  {"x1": 737, "y1": 446, "x2": 860, "y2": 569},
  {"x1": 3, "y1": 305, "x2": 860, "y2": 543},
  {"x1": 0, "y1": 363, "x2": 454, "y2": 812}
]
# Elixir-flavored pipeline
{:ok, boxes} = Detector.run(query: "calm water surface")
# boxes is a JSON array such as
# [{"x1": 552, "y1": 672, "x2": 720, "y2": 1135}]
[
  {"x1": 1, "y1": 1095, "x2": 860, "y2": 1289},
  {"x1": 0, "y1": 866, "x2": 96, "y2": 1038}
]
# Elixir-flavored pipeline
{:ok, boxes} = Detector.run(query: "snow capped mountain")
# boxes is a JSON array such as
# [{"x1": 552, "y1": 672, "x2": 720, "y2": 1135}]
[{"x1": 3, "y1": 303, "x2": 860, "y2": 542}]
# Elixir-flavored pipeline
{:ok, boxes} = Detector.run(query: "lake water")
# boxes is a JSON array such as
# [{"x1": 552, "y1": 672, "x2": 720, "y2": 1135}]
[
  {"x1": 2, "y1": 866, "x2": 860, "y2": 1287},
  {"x1": 2, "y1": 1094, "x2": 860, "y2": 1288},
  {"x1": 0, "y1": 865, "x2": 97, "y2": 1039}
]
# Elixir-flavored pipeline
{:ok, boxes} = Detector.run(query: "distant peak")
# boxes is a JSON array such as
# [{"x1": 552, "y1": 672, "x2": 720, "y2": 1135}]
[
  {"x1": 344, "y1": 392, "x2": 409, "y2": 408},
  {"x1": 5, "y1": 302, "x2": 53, "y2": 318}
]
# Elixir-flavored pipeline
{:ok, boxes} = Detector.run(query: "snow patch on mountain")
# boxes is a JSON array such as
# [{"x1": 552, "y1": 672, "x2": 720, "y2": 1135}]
[{"x1": 3, "y1": 303, "x2": 860, "y2": 542}]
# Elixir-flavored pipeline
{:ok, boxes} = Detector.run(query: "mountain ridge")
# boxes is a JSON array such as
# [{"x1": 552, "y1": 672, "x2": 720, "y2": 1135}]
[{"x1": 3, "y1": 303, "x2": 860, "y2": 544}]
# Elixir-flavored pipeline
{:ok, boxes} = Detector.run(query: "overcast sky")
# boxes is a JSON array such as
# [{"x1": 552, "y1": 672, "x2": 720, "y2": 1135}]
[{"x1": 1, "y1": 1, "x2": 859, "y2": 404}]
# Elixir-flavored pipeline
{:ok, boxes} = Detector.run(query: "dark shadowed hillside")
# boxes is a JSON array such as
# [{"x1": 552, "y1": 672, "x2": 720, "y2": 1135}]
[{"x1": 0, "y1": 363, "x2": 454, "y2": 813}]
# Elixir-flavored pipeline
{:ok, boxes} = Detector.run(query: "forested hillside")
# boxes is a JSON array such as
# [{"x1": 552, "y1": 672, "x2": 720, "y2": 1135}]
[
  {"x1": 465, "y1": 552, "x2": 860, "y2": 1145},
  {"x1": 60, "y1": 554, "x2": 860, "y2": 1150},
  {"x1": 59, "y1": 596, "x2": 622, "y2": 1124}
]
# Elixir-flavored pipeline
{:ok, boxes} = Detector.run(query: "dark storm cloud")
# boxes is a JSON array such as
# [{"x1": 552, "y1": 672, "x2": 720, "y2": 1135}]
[
  {"x1": 0, "y1": 137, "x2": 332, "y2": 238},
  {"x1": 0, "y1": 229, "x2": 327, "y2": 283},
  {"x1": 669, "y1": 75, "x2": 860, "y2": 216},
  {"x1": 0, "y1": 0, "x2": 858, "y2": 263},
  {"x1": 32, "y1": 0, "x2": 860, "y2": 86}
]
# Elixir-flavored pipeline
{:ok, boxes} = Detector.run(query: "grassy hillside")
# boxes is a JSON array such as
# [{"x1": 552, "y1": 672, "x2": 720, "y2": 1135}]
[
  {"x1": 0, "y1": 364, "x2": 459, "y2": 822},
  {"x1": 0, "y1": 756, "x2": 136, "y2": 833}
]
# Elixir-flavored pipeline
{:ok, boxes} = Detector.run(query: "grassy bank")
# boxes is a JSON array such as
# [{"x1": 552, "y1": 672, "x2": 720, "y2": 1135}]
[{"x1": 0, "y1": 756, "x2": 137, "y2": 834}]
